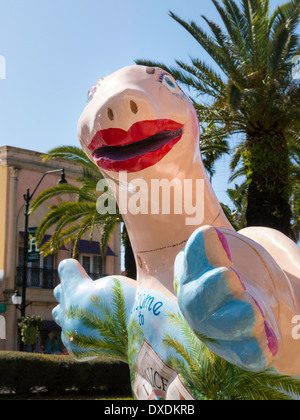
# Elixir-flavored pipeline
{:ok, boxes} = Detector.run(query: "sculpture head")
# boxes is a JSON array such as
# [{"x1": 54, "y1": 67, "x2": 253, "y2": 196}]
[
  {"x1": 76, "y1": 65, "x2": 230, "y2": 287},
  {"x1": 77, "y1": 65, "x2": 201, "y2": 180}
]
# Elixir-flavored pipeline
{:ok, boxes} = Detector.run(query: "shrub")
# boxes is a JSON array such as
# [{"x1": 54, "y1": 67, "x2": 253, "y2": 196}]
[
  {"x1": 18, "y1": 316, "x2": 43, "y2": 349},
  {"x1": 0, "y1": 351, "x2": 131, "y2": 396}
]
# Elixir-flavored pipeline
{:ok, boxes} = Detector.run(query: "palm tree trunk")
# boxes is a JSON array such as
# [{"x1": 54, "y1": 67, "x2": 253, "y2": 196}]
[
  {"x1": 122, "y1": 224, "x2": 137, "y2": 280},
  {"x1": 244, "y1": 132, "x2": 293, "y2": 238}
]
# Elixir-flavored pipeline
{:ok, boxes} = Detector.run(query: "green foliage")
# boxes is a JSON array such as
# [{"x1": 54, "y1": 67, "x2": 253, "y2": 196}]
[
  {"x1": 291, "y1": 181, "x2": 300, "y2": 239},
  {"x1": 136, "y1": 0, "x2": 300, "y2": 234},
  {"x1": 29, "y1": 146, "x2": 122, "y2": 259},
  {"x1": 127, "y1": 318, "x2": 144, "y2": 384},
  {"x1": 243, "y1": 133, "x2": 291, "y2": 197},
  {"x1": 0, "y1": 351, "x2": 131, "y2": 396},
  {"x1": 63, "y1": 279, "x2": 129, "y2": 362},
  {"x1": 199, "y1": 121, "x2": 230, "y2": 180},
  {"x1": 222, "y1": 181, "x2": 248, "y2": 230},
  {"x1": 164, "y1": 312, "x2": 300, "y2": 400},
  {"x1": 289, "y1": 138, "x2": 300, "y2": 239},
  {"x1": 19, "y1": 316, "x2": 43, "y2": 347}
]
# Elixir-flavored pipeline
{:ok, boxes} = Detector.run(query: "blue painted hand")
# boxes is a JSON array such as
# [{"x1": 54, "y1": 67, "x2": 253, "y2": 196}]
[
  {"x1": 175, "y1": 225, "x2": 278, "y2": 372},
  {"x1": 52, "y1": 258, "x2": 136, "y2": 361}
]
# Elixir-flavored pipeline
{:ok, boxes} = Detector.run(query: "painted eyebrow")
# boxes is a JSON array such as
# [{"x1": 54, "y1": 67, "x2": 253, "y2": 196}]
[{"x1": 146, "y1": 67, "x2": 155, "y2": 74}]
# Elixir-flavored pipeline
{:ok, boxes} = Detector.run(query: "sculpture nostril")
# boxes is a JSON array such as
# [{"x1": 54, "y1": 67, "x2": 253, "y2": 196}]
[
  {"x1": 130, "y1": 100, "x2": 138, "y2": 114},
  {"x1": 107, "y1": 108, "x2": 114, "y2": 121}
]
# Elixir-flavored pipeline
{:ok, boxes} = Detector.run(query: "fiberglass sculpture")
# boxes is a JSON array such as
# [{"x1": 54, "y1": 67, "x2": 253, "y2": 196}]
[{"x1": 53, "y1": 65, "x2": 300, "y2": 399}]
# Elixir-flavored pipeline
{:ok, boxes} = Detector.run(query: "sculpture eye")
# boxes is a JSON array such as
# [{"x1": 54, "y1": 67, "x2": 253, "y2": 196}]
[
  {"x1": 159, "y1": 73, "x2": 184, "y2": 96},
  {"x1": 165, "y1": 76, "x2": 176, "y2": 88}
]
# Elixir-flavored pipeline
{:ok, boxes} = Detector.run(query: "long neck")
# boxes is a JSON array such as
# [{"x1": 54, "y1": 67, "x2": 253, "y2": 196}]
[{"x1": 111, "y1": 153, "x2": 233, "y2": 296}]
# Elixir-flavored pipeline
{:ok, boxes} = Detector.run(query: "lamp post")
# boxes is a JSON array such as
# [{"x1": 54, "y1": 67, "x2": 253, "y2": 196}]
[{"x1": 12, "y1": 168, "x2": 67, "y2": 350}]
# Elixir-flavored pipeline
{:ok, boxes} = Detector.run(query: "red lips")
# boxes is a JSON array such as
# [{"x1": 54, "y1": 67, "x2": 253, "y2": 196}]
[{"x1": 88, "y1": 119, "x2": 183, "y2": 172}]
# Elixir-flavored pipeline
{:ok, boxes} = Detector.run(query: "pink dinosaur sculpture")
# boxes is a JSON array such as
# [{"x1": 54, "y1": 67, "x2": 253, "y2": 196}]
[{"x1": 53, "y1": 65, "x2": 300, "y2": 400}]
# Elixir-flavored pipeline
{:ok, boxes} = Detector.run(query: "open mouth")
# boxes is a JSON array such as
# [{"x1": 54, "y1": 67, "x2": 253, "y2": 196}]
[{"x1": 89, "y1": 119, "x2": 183, "y2": 172}]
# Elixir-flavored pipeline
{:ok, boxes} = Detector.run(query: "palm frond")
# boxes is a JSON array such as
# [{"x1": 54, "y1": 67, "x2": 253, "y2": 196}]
[
  {"x1": 134, "y1": 59, "x2": 173, "y2": 74},
  {"x1": 64, "y1": 331, "x2": 127, "y2": 361},
  {"x1": 32, "y1": 143, "x2": 123, "y2": 262},
  {"x1": 41, "y1": 146, "x2": 94, "y2": 170},
  {"x1": 176, "y1": 58, "x2": 225, "y2": 97},
  {"x1": 171, "y1": 61, "x2": 221, "y2": 97},
  {"x1": 163, "y1": 312, "x2": 300, "y2": 399},
  {"x1": 66, "y1": 306, "x2": 124, "y2": 346},
  {"x1": 222, "y1": 0, "x2": 250, "y2": 55},
  {"x1": 35, "y1": 201, "x2": 96, "y2": 241},
  {"x1": 65, "y1": 287, "x2": 129, "y2": 363},
  {"x1": 163, "y1": 333, "x2": 199, "y2": 373},
  {"x1": 29, "y1": 183, "x2": 85, "y2": 214},
  {"x1": 111, "y1": 279, "x2": 129, "y2": 345},
  {"x1": 200, "y1": 14, "x2": 243, "y2": 81},
  {"x1": 212, "y1": 0, "x2": 247, "y2": 56},
  {"x1": 100, "y1": 218, "x2": 120, "y2": 259},
  {"x1": 169, "y1": 11, "x2": 240, "y2": 80}
]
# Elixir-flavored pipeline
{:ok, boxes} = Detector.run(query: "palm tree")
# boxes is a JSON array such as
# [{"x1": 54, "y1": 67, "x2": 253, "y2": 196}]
[
  {"x1": 121, "y1": 223, "x2": 137, "y2": 280},
  {"x1": 164, "y1": 312, "x2": 300, "y2": 400},
  {"x1": 290, "y1": 137, "x2": 300, "y2": 240},
  {"x1": 291, "y1": 183, "x2": 300, "y2": 240},
  {"x1": 137, "y1": 0, "x2": 300, "y2": 238},
  {"x1": 228, "y1": 132, "x2": 300, "y2": 239},
  {"x1": 222, "y1": 182, "x2": 248, "y2": 230},
  {"x1": 199, "y1": 121, "x2": 230, "y2": 181},
  {"x1": 29, "y1": 146, "x2": 122, "y2": 262}
]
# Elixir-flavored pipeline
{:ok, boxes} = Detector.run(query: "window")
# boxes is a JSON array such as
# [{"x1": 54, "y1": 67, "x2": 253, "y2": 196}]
[
  {"x1": 43, "y1": 254, "x2": 54, "y2": 270},
  {"x1": 43, "y1": 254, "x2": 54, "y2": 288},
  {"x1": 80, "y1": 255, "x2": 103, "y2": 280},
  {"x1": 93, "y1": 256, "x2": 103, "y2": 277},
  {"x1": 82, "y1": 256, "x2": 91, "y2": 274},
  {"x1": 17, "y1": 247, "x2": 57, "y2": 289}
]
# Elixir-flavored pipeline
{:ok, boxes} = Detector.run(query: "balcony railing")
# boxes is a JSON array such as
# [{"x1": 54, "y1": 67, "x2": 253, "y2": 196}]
[
  {"x1": 16, "y1": 267, "x2": 107, "y2": 289},
  {"x1": 86, "y1": 272, "x2": 106, "y2": 280},
  {"x1": 16, "y1": 267, "x2": 59, "y2": 289}
]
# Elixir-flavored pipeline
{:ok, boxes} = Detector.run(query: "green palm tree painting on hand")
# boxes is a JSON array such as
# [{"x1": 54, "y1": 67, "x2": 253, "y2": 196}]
[
  {"x1": 57, "y1": 271, "x2": 144, "y2": 383},
  {"x1": 63, "y1": 278, "x2": 130, "y2": 361},
  {"x1": 164, "y1": 312, "x2": 300, "y2": 400},
  {"x1": 54, "y1": 270, "x2": 300, "y2": 401}
]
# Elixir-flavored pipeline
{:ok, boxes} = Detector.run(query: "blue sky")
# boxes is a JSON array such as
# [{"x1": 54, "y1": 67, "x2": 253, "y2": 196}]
[{"x1": 0, "y1": 0, "x2": 288, "y2": 206}]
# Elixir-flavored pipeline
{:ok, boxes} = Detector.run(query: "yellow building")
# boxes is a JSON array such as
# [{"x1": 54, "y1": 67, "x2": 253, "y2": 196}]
[{"x1": 0, "y1": 145, "x2": 121, "y2": 351}]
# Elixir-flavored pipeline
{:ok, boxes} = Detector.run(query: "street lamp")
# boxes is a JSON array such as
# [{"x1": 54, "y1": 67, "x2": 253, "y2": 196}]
[
  {"x1": 13, "y1": 168, "x2": 67, "y2": 350},
  {"x1": 11, "y1": 290, "x2": 22, "y2": 306}
]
